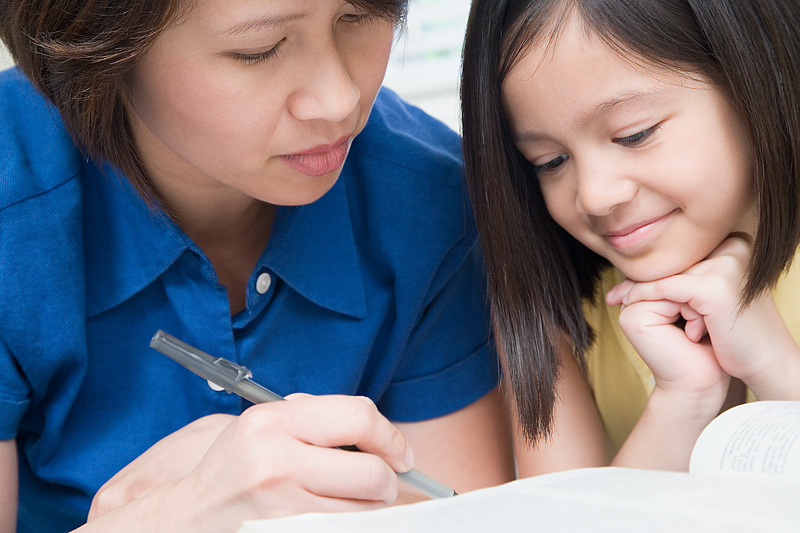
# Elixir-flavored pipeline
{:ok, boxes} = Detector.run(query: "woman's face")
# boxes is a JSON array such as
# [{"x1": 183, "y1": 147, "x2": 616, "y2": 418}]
[
  {"x1": 128, "y1": 0, "x2": 394, "y2": 208},
  {"x1": 501, "y1": 17, "x2": 756, "y2": 282}
]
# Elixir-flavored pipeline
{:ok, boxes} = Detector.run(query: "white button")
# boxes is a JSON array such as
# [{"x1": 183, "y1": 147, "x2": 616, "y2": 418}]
[
  {"x1": 207, "y1": 379, "x2": 225, "y2": 391},
  {"x1": 256, "y1": 272, "x2": 272, "y2": 294}
]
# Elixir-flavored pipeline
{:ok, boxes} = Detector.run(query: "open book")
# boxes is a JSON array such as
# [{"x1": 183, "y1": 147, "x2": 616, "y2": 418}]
[
  {"x1": 238, "y1": 401, "x2": 800, "y2": 533},
  {"x1": 689, "y1": 400, "x2": 800, "y2": 477}
]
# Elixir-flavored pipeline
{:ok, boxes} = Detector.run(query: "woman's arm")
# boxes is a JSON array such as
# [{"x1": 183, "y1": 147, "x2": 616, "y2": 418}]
[
  {"x1": 395, "y1": 388, "x2": 516, "y2": 499},
  {"x1": 89, "y1": 389, "x2": 516, "y2": 529},
  {"x1": 84, "y1": 395, "x2": 415, "y2": 532},
  {"x1": 0, "y1": 439, "x2": 17, "y2": 533}
]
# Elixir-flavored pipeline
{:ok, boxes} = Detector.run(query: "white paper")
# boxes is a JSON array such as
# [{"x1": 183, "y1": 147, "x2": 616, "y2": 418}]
[
  {"x1": 690, "y1": 401, "x2": 800, "y2": 478},
  {"x1": 238, "y1": 467, "x2": 800, "y2": 532}
]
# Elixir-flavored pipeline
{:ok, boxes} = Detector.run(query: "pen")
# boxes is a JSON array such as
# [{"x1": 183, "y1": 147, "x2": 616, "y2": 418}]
[{"x1": 150, "y1": 329, "x2": 458, "y2": 499}]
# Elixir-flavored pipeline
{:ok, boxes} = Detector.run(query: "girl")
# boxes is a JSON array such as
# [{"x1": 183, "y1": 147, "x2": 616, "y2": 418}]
[
  {"x1": 0, "y1": 0, "x2": 515, "y2": 531},
  {"x1": 461, "y1": 0, "x2": 800, "y2": 475}
]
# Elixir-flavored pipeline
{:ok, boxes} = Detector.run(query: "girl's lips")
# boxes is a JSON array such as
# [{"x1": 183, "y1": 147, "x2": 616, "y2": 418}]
[
  {"x1": 605, "y1": 211, "x2": 675, "y2": 250},
  {"x1": 280, "y1": 137, "x2": 351, "y2": 177}
]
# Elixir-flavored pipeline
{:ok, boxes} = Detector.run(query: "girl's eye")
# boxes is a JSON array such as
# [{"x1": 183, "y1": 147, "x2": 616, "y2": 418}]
[
  {"x1": 533, "y1": 154, "x2": 569, "y2": 176},
  {"x1": 231, "y1": 40, "x2": 284, "y2": 64},
  {"x1": 614, "y1": 125, "x2": 660, "y2": 147}
]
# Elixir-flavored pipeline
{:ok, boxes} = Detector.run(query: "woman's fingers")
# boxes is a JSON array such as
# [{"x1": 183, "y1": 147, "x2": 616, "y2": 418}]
[
  {"x1": 90, "y1": 394, "x2": 413, "y2": 526},
  {"x1": 249, "y1": 395, "x2": 414, "y2": 473},
  {"x1": 171, "y1": 393, "x2": 415, "y2": 522},
  {"x1": 296, "y1": 445, "x2": 400, "y2": 503}
]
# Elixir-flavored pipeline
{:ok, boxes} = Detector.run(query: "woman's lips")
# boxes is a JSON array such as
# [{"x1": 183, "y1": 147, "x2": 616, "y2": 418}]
[
  {"x1": 280, "y1": 136, "x2": 351, "y2": 177},
  {"x1": 605, "y1": 210, "x2": 675, "y2": 250}
]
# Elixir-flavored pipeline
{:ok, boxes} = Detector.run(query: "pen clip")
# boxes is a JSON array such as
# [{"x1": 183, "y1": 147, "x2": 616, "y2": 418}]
[{"x1": 211, "y1": 357, "x2": 252, "y2": 394}]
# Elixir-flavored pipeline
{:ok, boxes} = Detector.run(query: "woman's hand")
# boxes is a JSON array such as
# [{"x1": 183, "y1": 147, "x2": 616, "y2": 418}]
[
  {"x1": 607, "y1": 235, "x2": 800, "y2": 401},
  {"x1": 88, "y1": 413, "x2": 235, "y2": 521},
  {"x1": 88, "y1": 394, "x2": 414, "y2": 531}
]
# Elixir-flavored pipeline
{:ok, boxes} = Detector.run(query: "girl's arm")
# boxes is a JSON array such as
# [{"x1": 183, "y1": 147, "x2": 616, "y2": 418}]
[
  {"x1": 512, "y1": 330, "x2": 727, "y2": 474},
  {"x1": 601, "y1": 235, "x2": 800, "y2": 470},
  {"x1": 505, "y1": 336, "x2": 610, "y2": 478},
  {"x1": 517, "y1": 236, "x2": 800, "y2": 476},
  {"x1": 0, "y1": 439, "x2": 17, "y2": 533}
]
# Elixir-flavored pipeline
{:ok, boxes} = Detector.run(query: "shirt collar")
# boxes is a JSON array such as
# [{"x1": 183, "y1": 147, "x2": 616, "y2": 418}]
[
  {"x1": 261, "y1": 169, "x2": 366, "y2": 319},
  {"x1": 83, "y1": 162, "x2": 190, "y2": 318},
  {"x1": 84, "y1": 161, "x2": 366, "y2": 320}
]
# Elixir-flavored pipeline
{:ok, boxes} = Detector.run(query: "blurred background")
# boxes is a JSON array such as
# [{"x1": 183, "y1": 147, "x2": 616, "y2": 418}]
[
  {"x1": 383, "y1": 0, "x2": 469, "y2": 132},
  {"x1": 0, "y1": 0, "x2": 468, "y2": 132},
  {"x1": 0, "y1": 42, "x2": 11, "y2": 71}
]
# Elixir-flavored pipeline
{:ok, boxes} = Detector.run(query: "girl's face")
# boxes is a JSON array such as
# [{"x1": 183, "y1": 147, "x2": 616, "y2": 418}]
[
  {"x1": 501, "y1": 17, "x2": 756, "y2": 282},
  {"x1": 128, "y1": 0, "x2": 394, "y2": 208}
]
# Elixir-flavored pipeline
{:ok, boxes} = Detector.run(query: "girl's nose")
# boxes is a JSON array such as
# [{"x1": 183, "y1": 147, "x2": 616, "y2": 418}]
[{"x1": 574, "y1": 159, "x2": 638, "y2": 217}]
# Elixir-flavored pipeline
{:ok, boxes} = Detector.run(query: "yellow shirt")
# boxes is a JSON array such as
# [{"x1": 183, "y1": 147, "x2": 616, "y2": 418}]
[{"x1": 582, "y1": 253, "x2": 800, "y2": 454}]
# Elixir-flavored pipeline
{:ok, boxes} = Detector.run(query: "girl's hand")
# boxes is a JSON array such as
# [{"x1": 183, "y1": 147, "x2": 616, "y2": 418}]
[
  {"x1": 88, "y1": 394, "x2": 413, "y2": 530},
  {"x1": 607, "y1": 236, "x2": 800, "y2": 400},
  {"x1": 609, "y1": 286, "x2": 730, "y2": 407}
]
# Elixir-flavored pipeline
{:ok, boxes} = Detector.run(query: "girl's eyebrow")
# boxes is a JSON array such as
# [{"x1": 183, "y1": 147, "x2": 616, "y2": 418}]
[
  {"x1": 574, "y1": 88, "x2": 670, "y2": 130},
  {"x1": 217, "y1": 12, "x2": 309, "y2": 36},
  {"x1": 512, "y1": 88, "x2": 671, "y2": 144}
]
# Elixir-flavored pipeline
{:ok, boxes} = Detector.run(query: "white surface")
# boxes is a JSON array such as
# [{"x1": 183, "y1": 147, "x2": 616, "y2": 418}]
[{"x1": 239, "y1": 467, "x2": 800, "y2": 532}]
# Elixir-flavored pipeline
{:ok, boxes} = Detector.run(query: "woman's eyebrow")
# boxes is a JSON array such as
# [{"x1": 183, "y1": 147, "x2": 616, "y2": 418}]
[{"x1": 217, "y1": 12, "x2": 309, "y2": 36}]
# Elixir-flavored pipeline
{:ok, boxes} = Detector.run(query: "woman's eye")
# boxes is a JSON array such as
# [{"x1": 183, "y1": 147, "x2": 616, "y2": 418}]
[
  {"x1": 533, "y1": 154, "x2": 569, "y2": 176},
  {"x1": 231, "y1": 40, "x2": 284, "y2": 64},
  {"x1": 340, "y1": 12, "x2": 376, "y2": 26},
  {"x1": 614, "y1": 125, "x2": 660, "y2": 147}
]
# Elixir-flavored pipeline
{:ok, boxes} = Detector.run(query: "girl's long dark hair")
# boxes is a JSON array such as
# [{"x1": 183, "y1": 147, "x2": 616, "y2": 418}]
[{"x1": 462, "y1": 0, "x2": 800, "y2": 442}]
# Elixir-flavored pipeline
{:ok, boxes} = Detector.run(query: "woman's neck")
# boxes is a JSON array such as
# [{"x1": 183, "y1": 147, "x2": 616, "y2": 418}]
[{"x1": 157, "y1": 180, "x2": 277, "y2": 316}]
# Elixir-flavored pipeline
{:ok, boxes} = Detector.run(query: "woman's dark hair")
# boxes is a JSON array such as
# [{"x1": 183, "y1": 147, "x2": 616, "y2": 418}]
[
  {"x1": 461, "y1": 0, "x2": 800, "y2": 443},
  {"x1": 0, "y1": 0, "x2": 408, "y2": 204}
]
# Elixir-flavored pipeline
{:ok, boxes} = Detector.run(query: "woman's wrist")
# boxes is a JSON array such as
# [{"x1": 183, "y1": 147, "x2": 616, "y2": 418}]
[{"x1": 80, "y1": 479, "x2": 202, "y2": 533}]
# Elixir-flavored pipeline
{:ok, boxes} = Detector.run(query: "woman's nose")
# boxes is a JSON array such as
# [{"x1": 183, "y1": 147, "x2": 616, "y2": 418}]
[{"x1": 287, "y1": 45, "x2": 360, "y2": 123}]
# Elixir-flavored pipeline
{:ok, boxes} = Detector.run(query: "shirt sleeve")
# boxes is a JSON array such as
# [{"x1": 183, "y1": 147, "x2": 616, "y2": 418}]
[
  {"x1": 0, "y1": 335, "x2": 31, "y2": 440},
  {"x1": 378, "y1": 238, "x2": 500, "y2": 422}
]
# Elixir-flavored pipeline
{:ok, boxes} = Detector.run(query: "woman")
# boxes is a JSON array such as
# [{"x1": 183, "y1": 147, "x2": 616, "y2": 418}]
[{"x1": 0, "y1": 1, "x2": 514, "y2": 531}]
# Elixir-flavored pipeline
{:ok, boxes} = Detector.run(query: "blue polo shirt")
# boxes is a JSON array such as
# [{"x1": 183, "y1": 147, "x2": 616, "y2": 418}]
[{"x1": 0, "y1": 67, "x2": 498, "y2": 532}]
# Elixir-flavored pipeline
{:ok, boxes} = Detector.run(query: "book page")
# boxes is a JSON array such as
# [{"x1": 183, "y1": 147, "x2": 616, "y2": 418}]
[
  {"x1": 690, "y1": 401, "x2": 800, "y2": 478},
  {"x1": 238, "y1": 467, "x2": 800, "y2": 532}
]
